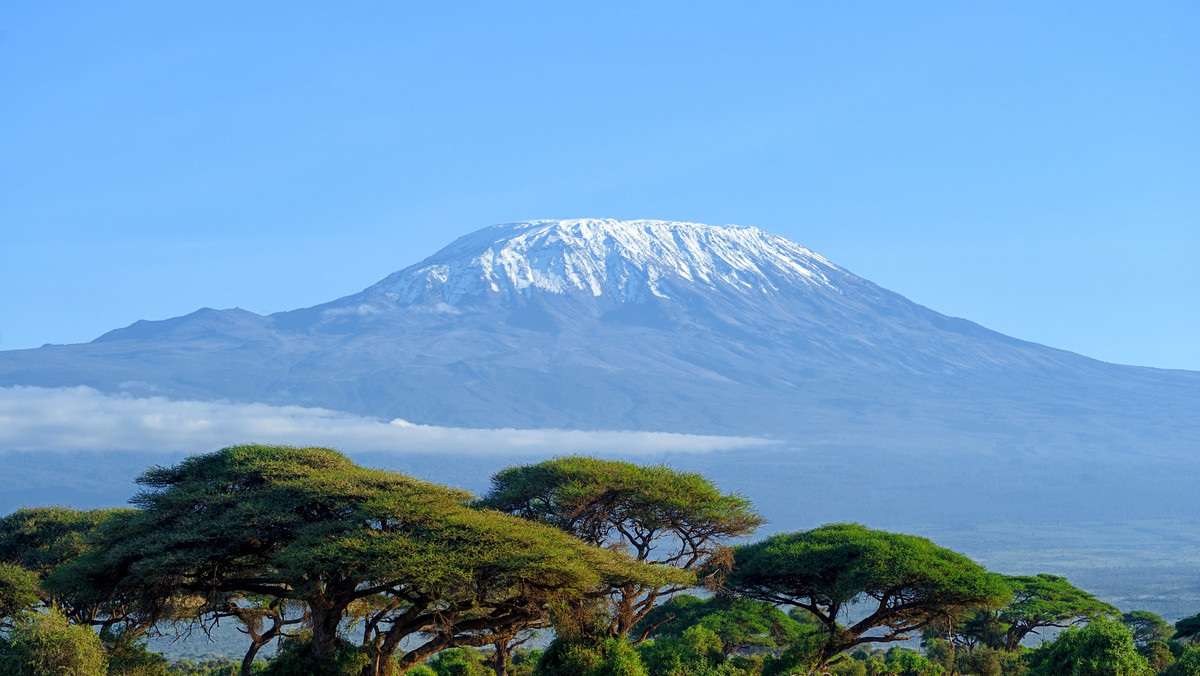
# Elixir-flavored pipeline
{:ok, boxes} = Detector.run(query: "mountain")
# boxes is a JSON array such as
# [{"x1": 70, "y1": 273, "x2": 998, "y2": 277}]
[
  {"x1": 4, "y1": 218, "x2": 1197, "y2": 458},
  {"x1": 7, "y1": 218, "x2": 1200, "y2": 616}
]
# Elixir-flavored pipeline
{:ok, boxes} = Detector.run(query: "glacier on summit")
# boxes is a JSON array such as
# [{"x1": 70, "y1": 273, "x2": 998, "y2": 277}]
[
  {"x1": 0, "y1": 216, "x2": 1196, "y2": 453},
  {"x1": 365, "y1": 219, "x2": 842, "y2": 306},
  {"x1": 3, "y1": 217, "x2": 1199, "y2": 618}
]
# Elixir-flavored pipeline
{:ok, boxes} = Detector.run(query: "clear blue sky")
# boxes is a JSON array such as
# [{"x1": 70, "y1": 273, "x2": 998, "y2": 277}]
[{"x1": 2, "y1": 2, "x2": 1197, "y2": 370}]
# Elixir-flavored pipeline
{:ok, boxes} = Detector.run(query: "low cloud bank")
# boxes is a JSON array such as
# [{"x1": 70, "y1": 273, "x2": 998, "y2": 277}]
[{"x1": 0, "y1": 386, "x2": 773, "y2": 455}]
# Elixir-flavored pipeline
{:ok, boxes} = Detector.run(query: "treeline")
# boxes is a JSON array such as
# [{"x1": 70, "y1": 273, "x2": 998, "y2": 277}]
[{"x1": 1, "y1": 444, "x2": 1198, "y2": 676}]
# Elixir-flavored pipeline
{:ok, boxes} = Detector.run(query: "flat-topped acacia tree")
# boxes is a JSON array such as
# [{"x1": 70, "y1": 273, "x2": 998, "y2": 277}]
[
  {"x1": 0, "y1": 506, "x2": 154, "y2": 635},
  {"x1": 478, "y1": 456, "x2": 764, "y2": 640},
  {"x1": 722, "y1": 523, "x2": 1010, "y2": 670},
  {"x1": 999, "y1": 574, "x2": 1119, "y2": 651},
  {"x1": 50, "y1": 445, "x2": 678, "y2": 676}
]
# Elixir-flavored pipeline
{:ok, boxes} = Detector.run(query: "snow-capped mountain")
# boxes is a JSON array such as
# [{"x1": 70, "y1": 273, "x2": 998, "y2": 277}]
[
  {"x1": 2, "y1": 218, "x2": 1197, "y2": 452},
  {"x1": 7, "y1": 218, "x2": 1200, "y2": 615},
  {"x1": 365, "y1": 219, "x2": 841, "y2": 305}
]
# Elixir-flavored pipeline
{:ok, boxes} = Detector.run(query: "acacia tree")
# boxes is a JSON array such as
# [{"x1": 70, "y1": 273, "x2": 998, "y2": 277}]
[
  {"x1": 0, "y1": 563, "x2": 40, "y2": 629},
  {"x1": 1175, "y1": 612, "x2": 1200, "y2": 642},
  {"x1": 1122, "y1": 610, "x2": 1173, "y2": 647},
  {"x1": 721, "y1": 523, "x2": 1010, "y2": 670},
  {"x1": 478, "y1": 456, "x2": 763, "y2": 642},
  {"x1": 51, "y1": 445, "x2": 675, "y2": 676},
  {"x1": 998, "y1": 574, "x2": 1118, "y2": 651},
  {"x1": 0, "y1": 506, "x2": 156, "y2": 635}
]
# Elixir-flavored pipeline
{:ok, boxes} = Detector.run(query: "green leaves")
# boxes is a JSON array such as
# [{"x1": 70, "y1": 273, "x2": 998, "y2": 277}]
[
  {"x1": 728, "y1": 523, "x2": 1008, "y2": 611},
  {"x1": 480, "y1": 456, "x2": 760, "y2": 638},
  {"x1": 54, "y1": 445, "x2": 671, "y2": 672},
  {"x1": 999, "y1": 573, "x2": 1119, "y2": 650},
  {"x1": 481, "y1": 456, "x2": 763, "y2": 558},
  {"x1": 1024, "y1": 617, "x2": 1153, "y2": 676},
  {"x1": 724, "y1": 523, "x2": 1009, "y2": 668},
  {"x1": 0, "y1": 607, "x2": 109, "y2": 676}
]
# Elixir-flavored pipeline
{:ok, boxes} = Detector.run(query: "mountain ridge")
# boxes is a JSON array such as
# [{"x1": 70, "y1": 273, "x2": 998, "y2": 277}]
[
  {"x1": 6, "y1": 219, "x2": 1199, "y2": 616},
  {"x1": 1, "y1": 218, "x2": 1196, "y2": 452}
]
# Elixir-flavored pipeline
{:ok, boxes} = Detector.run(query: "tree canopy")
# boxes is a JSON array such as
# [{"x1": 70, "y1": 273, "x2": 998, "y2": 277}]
[
  {"x1": 998, "y1": 573, "x2": 1118, "y2": 650},
  {"x1": 1024, "y1": 616, "x2": 1153, "y2": 676},
  {"x1": 1176, "y1": 612, "x2": 1200, "y2": 642},
  {"x1": 1122, "y1": 610, "x2": 1174, "y2": 646},
  {"x1": 722, "y1": 523, "x2": 1009, "y2": 669},
  {"x1": 479, "y1": 456, "x2": 763, "y2": 640},
  {"x1": 0, "y1": 506, "x2": 145, "y2": 633},
  {"x1": 51, "y1": 445, "x2": 675, "y2": 676},
  {"x1": 631, "y1": 594, "x2": 814, "y2": 656}
]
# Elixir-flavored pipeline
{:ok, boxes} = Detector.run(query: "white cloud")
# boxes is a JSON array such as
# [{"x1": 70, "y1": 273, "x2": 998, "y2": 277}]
[{"x1": 0, "y1": 386, "x2": 774, "y2": 455}]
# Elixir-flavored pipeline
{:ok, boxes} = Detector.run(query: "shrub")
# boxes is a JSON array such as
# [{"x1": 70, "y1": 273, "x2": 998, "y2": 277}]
[
  {"x1": 537, "y1": 636, "x2": 646, "y2": 676},
  {"x1": 0, "y1": 607, "x2": 108, "y2": 676}
]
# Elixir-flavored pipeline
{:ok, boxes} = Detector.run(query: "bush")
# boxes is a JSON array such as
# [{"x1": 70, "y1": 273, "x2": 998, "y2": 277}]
[
  {"x1": 0, "y1": 607, "x2": 108, "y2": 676},
  {"x1": 1163, "y1": 644, "x2": 1200, "y2": 676},
  {"x1": 1024, "y1": 618, "x2": 1153, "y2": 676},
  {"x1": 261, "y1": 634, "x2": 370, "y2": 676},
  {"x1": 536, "y1": 636, "x2": 646, "y2": 676},
  {"x1": 428, "y1": 647, "x2": 494, "y2": 676},
  {"x1": 884, "y1": 646, "x2": 944, "y2": 675}
]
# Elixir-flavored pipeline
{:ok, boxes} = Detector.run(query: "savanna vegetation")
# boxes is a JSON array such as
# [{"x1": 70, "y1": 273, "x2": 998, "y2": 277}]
[{"x1": 1, "y1": 444, "x2": 1197, "y2": 676}]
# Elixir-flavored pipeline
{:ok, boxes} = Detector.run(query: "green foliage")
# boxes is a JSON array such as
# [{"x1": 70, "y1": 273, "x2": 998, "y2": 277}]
[
  {"x1": 537, "y1": 636, "x2": 647, "y2": 676},
  {"x1": 1023, "y1": 617, "x2": 1152, "y2": 676},
  {"x1": 828, "y1": 656, "x2": 868, "y2": 676},
  {"x1": 427, "y1": 647, "x2": 493, "y2": 676},
  {"x1": 960, "y1": 646, "x2": 1012, "y2": 676},
  {"x1": 1141, "y1": 639, "x2": 1176, "y2": 673},
  {"x1": 1176, "y1": 613, "x2": 1200, "y2": 642},
  {"x1": 260, "y1": 635, "x2": 370, "y2": 676},
  {"x1": 1163, "y1": 644, "x2": 1200, "y2": 676},
  {"x1": 1121, "y1": 610, "x2": 1173, "y2": 646},
  {"x1": 167, "y1": 658, "x2": 266, "y2": 676},
  {"x1": 406, "y1": 666, "x2": 438, "y2": 676},
  {"x1": 0, "y1": 562, "x2": 40, "y2": 627},
  {"x1": 883, "y1": 647, "x2": 944, "y2": 675},
  {"x1": 960, "y1": 609, "x2": 1010, "y2": 651},
  {"x1": 0, "y1": 606, "x2": 109, "y2": 676},
  {"x1": 52, "y1": 445, "x2": 665, "y2": 671},
  {"x1": 0, "y1": 506, "x2": 134, "y2": 628},
  {"x1": 0, "y1": 506, "x2": 119, "y2": 577},
  {"x1": 1000, "y1": 574, "x2": 1118, "y2": 651},
  {"x1": 725, "y1": 523, "x2": 1009, "y2": 667},
  {"x1": 481, "y1": 456, "x2": 760, "y2": 637},
  {"x1": 760, "y1": 638, "x2": 823, "y2": 676},
  {"x1": 509, "y1": 648, "x2": 542, "y2": 676},
  {"x1": 636, "y1": 625, "x2": 740, "y2": 676},
  {"x1": 631, "y1": 594, "x2": 812, "y2": 654},
  {"x1": 481, "y1": 456, "x2": 763, "y2": 554},
  {"x1": 102, "y1": 627, "x2": 168, "y2": 676}
]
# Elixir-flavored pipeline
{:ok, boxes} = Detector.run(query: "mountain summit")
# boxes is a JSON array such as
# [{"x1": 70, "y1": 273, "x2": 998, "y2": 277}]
[
  {"x1": 365, "y1": 219, "x2": 841, "y2": 306},
  {"x1": 6, "y1": 218, "x2": 1199, "y2": 606},
  {"x1": 1, "y1": 218, "x2": 1197, "y2": 456}
]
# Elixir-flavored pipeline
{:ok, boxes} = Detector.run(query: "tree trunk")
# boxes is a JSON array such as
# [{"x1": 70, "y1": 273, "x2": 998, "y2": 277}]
[
  {"x1": 487, "y1": 640, "x2": 511, "y2": 676},
  {"x1": 241, "y1": 641, "x2": 265, "y2": 676},
  {"x1": 309, "y1": 597, "x2": 348, "y2": 661}
]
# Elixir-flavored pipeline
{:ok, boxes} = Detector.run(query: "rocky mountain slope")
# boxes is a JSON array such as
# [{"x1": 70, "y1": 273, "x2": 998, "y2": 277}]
[{"x1": 3, "y1": 218, "x2": 1198, "y2": 460}]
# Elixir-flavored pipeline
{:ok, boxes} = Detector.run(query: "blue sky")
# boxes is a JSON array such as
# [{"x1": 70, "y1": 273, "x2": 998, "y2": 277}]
[{"x1": 2, "y1": 2, "x2": 1197, "y2": 370}]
